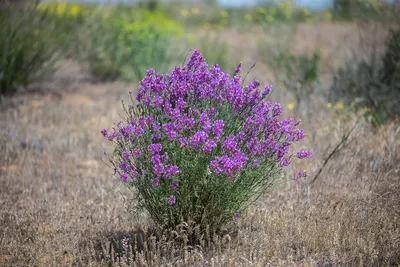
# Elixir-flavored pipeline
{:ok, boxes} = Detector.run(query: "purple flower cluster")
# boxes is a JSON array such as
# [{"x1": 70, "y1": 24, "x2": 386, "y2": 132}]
[
  {"x1": 102, "y1": 50, "x2": 311, "y2": 204},
  {"x1": 296, "y1": 149, "x2": 313, "y2": 159}
]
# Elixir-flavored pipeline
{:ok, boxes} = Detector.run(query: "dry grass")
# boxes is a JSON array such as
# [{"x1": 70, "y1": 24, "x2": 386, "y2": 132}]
[{"x1": 0, "y1": 24, "x2": 399, "y2": 266}]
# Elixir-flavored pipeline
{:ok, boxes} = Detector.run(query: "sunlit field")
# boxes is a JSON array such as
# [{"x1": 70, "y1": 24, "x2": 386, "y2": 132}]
[{"x1": 0, "y1": 1, "x2": 399, "y2": 266}]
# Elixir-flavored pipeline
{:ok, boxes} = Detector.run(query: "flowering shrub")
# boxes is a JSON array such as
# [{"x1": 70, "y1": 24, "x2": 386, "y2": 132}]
[{"x1": 103, "y1": 50, "x2": 311, "y2": 233}]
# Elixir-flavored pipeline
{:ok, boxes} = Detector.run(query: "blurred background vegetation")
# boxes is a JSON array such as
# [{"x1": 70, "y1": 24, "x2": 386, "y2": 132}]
[{"x1": 1, "y1": 0, "x2": 399, "y2": 125}]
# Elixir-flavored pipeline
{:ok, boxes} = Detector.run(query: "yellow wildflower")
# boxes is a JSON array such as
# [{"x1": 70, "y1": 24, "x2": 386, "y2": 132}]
[
  {"x1": 337, "y1": 103, "x2": 344, "y2": 110},
  {"x1": 69, "y1": 5, "x2": 81, "y2": 16},
  {"x1": 180, "y1": 9, "x2": 189, "y2": 17},
  {"x1": 37, "y1": 3, "x2": 49, "y2": 12},
  {"x1": 325, "y1": 12, "x2": 332, "y2": 21},
  {"x1": 327, "y1": 102, "x2": 332, "y2": 108},
  {"x1": 220, "y1": 10, "x2": 228, "y2": 17},
  {"x1": 244, "y1": 13, "x2": 253, "y2": 21},
  {"x1": 287, "y1": 103, "x2": 295, "y2": 110},
  {"x1": 256, "y1": 7, "x2": 266, "y2": 15},
  {"x1": 191, "y1": 8, "x2": 200, "y2": 15},
  {"x1": 203, "y1": 23, "x2": 211, "y2": 30},
  {"x1": 364, "y1": 107, "x2": 371, "y2": 113},
  {"x1": 56, "y1": 3, "x2": 67, "y2": 16},
  {"x1": 296, "y1": 81, "x2": 302, "y2": 87},
  {"x1": 303, "y1": 8, "x2": 310, "y2": 17}
]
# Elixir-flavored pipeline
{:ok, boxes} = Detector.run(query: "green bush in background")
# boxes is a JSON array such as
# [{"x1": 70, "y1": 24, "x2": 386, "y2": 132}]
[
  {"x1": 37, "y1": 2, "x2": 88, "y2": 56},
  {"x1": 267, "y1": 48, "x2": 321, "y2": 113},
  {"x1": 85, "y1": 8, "x2": 184, "y2": 82},
  {"x1": 0, "y1": 2, "x2": 58, "y2": 95},
  {"x1": 329, "y1": 29, "x2": 400, "y2": 125},
  {"x1": 198, "y1": 38, "x2": 230, "y2": 72}
]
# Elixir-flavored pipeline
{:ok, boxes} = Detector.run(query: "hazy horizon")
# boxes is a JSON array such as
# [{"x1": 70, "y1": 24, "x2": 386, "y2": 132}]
[{"x1": 42, "y1": 0, "x2": 396, "y2": 9}]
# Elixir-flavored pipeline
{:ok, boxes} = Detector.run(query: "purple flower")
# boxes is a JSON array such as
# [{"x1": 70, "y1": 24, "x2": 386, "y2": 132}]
[
  {"x1": 171, "y1": 108, "x2": 181, "y2": 121},
  {"x1": 208, "y1": 106, "x2": 217, "y2": 118},
  {"x1": 263, "y1": 84, "x2": 272, "y2": 96},
  {"x1": 152, "y1": 176, "x2": 160, "y2": 187},
  {"x1": 210, "y1": 159, "x2": 223, "y2": 174},
  {"x1": 153, "y1": 96, "x2": 163, "y2": 108},
  {"x1": 164, "y1": 165, "x2": 180, "y2": 179},
  {"x1": 234, "y1": 63, "x2": 242, "y2": 76},
  {"x1": 161, "y1": 152, "x2": 169, "y2": 163},
  {"x1": 279, "y1": 157, "x2": 291, "y2": 167},
  {"x1": 147, "y1": 68, "x2": 155, "y2": 75},
  {"x1": 213, "y1": 120, "x2": 224, "y2": 139},
  {"x1": 153, "y1": 122, "x2": 161, "y2": 132},
  {"x1": 119, "y1": 162, "x2": 128, "y2": 172},
  {"x1": 146, "y1": 115, "x2": 154, "y2": 125},
  {"x1": 179, "y1": 137, "x2": 188, "y2": 148},
  {"x1": 122, "y1": 151, "x2": 130, "y2": 160},
  {"x1": 133, "y1": 125, "x2": 144, "y2": 136},
  {"x1": 251, "y1": 159, "x2": 261, "y2": 168},
  {"x1": 152, "y1": 133, "x2": 160, "y2": 142},
  {"x1": 148, "y1": 143, "x2": 162, "y2": 154},
  {"x1": 223, "y1": 135, "x2": 237, "y2": 153},
  {"x1": 108, "y1": 129, "x2": 118, "y2": 141},
  {"x1": 131, "y1": 170, "x2": 139, "y2": 180},
  {"x1": 154, "y1": 164, "x2": 164, "y2": 176},
  {"x1": 163, "y1": 102, "x2": 172, "y2": 116},
  {"x1": 190, "y1": 134, "x2": 200, "y2": 147},
  {"x1": 234, "y1": 212, "x2": 241, "y2": 221},
  {"x1": 295, "y1": 170, "x2": 308, "y2": 180},
  {"x1": 120, "y1": 173, "x2": 128, "y2": 183},
  {"x1": 152, "y1": 154, "x2": 161, "y2": 165},
  {"x1": 273, "y1": 103, "x2": 283, "y2": 117},
  {"x1": 237, "y1": 131, "x2": 245, "y2": 142},
  {"x1": 185, "y1": 117, "x2": 195, "y2": 130},
  {"x1": 132, "y1": 148, "x2": 142, "y2": 157},
  {"x1": 101, "y1": 128, "x2": 108, "y2": 137},
  {"x1": 177, "y1": 98, "x2": 187, "y2": 111},
  {"x1": 162, "y1": 122, "x2": 173, "y2": 133},
  {"x1": 203, "y1": 139, "x2": 216, "y2": 154},
  {"x1": 167, "y1": 130, "x2": 177, "y2": 140},
  {"x1": 170, "y1": 181, "x2": 179, "y2": 191},
  {"x1": 168, "y1": 195, "x2": 176, "y2": 205},
  {"x1": 297, "y1": 149, "x2": 313, "y2": 159}
]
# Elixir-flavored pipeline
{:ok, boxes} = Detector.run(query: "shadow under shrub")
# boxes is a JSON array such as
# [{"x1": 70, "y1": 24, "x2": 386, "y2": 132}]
[
  {"x1": 0, "y1": 1, "x2": 58, "y2": 95},
  {"x1": 102, "y1": 50, "x2": 311, "y2": 237}
]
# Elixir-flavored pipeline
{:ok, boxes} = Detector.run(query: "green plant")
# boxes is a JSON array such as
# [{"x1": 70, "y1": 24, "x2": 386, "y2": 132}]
[
  {"x1": 331, "y1": 0, "x2": 394, "y2": 21},
  {"x1": 85, "y1": 8, "x2": 183, "y2": 82},
  {"x1": 329, "y1": 28, "x2": 400, "y2": 125},
  {"x1": 381, "y1": 29, "x2": 400, "y2": 86},
  {"x1": 268, "y1": 49, "x2": 321, "y2": 113},
  {"x1": 0, "y1": 1, "x2": 58, "y2": 95},
  {"x1": 198, "y1": 37, "x2": 230, "y2": 72},
  {"x1": 37, "y1": 2, "x2": 87, "y2": 56}
]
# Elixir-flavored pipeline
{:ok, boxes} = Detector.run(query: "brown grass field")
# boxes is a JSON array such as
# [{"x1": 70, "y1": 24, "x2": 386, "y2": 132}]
[{"x1": 0, "y1": 23, "x2": 399, "y2": 266}]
